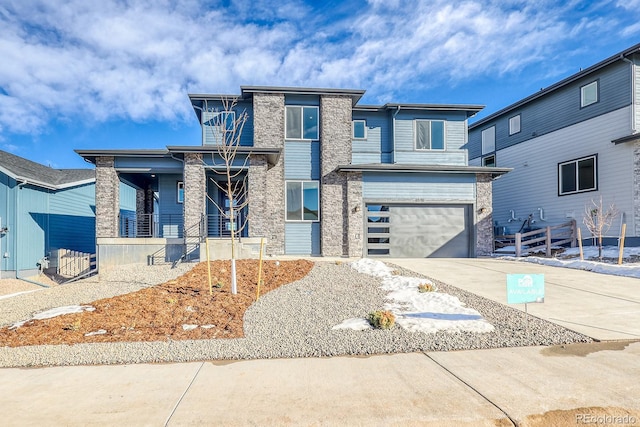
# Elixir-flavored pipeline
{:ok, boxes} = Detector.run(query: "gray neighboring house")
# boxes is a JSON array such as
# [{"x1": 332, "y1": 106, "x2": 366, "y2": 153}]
[
  {"x1": 77, "y1": 86, "x2": 509, "y2": 270},
  {"x1": 468, "y1": 43, "x2": 640, "y2": 245}
]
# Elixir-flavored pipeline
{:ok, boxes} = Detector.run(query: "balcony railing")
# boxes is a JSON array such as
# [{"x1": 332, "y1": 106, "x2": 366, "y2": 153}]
[
  {"x1": 119, "y1": 213, "x2": 184, "y2": 238},
  {"x1": 204, "y1": 213, "x2": 247, "y2": 238}
]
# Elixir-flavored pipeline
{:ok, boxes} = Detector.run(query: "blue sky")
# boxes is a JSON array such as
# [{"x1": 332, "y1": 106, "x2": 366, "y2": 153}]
[{"x1": 1, "y1": 0, "x2": 640, "y2": 169}]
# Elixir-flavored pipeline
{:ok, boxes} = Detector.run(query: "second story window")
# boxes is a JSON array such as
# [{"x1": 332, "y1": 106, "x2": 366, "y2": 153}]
[
  {"x1": 352, "y1": 120, "x2": 366, "y2": 139},
  {"x1": 415, "y1": 120, "x2": 445, "y2": 150},
  {"x1": 286, "y1": 106, "x2": 319, "y2": 140},
  {"x1": 509, "y1": 114, "x2": 521, "y2": 135},
  {"x1": 481, "y1": 126, "x2": 495, "y2": 154},
  {"x1": 581, "y1": 81, "x2": 599, "y2": 108},
  {"x1": 177, "y1": 181, "x2": 184, "y2": 203},
  {"x1": 482, "y1": 155, "x2": 496, "y2": 167}
]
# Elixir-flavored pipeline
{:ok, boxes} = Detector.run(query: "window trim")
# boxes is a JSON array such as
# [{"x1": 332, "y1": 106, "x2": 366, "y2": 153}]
[
  {"x1": 508, "y1": 114, "x2": 521, "y2": 136},
  {"x1": 177, "y1": 181, "x2": 184, "y2": 203},
  {"x1": 481, "y1": 126, "x2": 496, "y2": 154},
  {"x1": 352, "y1": 120, "x2": 367, "y2": 140},
  {"x1": 482, "y1": 154, "x2": 496, "y2": 167},
  {"x1": 414, "y1": 119, "x2": 446, "y2": 151},
  {"x1": 580, "y1": 80, "x2": 599, "y2": 108},
  {"x1": 285, "y1": 105, "x2": 319, "y2": 141},
  {"x1": 558, "y1": 154, "x2": 598, "y2": 196},
  {"x1": 285, "y1": 180, "x2": 320, "y2": 222}
]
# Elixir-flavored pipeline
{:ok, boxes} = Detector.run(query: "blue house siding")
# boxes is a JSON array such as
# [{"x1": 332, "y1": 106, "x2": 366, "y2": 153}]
[
  {"x1": 285, "y1": 222, "x2": 320, "y2": 255},
  {"x1": 284, "y1": 142, "x2": 320, "y2": 180},
  {"x1": 202, "y1": 100, "x2": 254, "y2": 147},
  {"x1": 393, "y1": 111, "x2": 468, "y2": 165},
  {"x1": 352, "y1": 112, "x2": 389, "y2": 164},
  {"x1": 363, "y1": 173, "x2": 476, "y2": 201},
  {"x1": 15, "y1": 184, "x2": 49, "y2": 272},
  {"x1": 469, "y1": 60, "x2": 632, "y2": 160},
  {"x1": 285, "y1": 94, "x2": 320, "y2": 106},
  {"x1": 158, "y1": 174, "x2": 183, "y2": 238},
  {"x1": 49, "y1": 183, "x2": 96, "y2": 254},
  {"x1": 0, "y1": 173, "x2": 14, "y2": 275}
]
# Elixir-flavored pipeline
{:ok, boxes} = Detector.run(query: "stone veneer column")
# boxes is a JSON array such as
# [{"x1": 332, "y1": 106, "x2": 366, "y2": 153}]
[
  {"x1": 475, "y1": 173, "x2": 493, "y2": 256},
  {"x1": 183, "y1": 153, "x2": 206, "y2": 236},
  {"x1": 252, "y1": 93, "x2": 285, "y2": 255},
  {"x1": 347, "y1": 172, "x2": 364, "y2": 257},
  {"x1": 95, "y1": 156, "x2": 120, "y2": 238},
  {"x1": 320, "y1": 95, "x2": 353, "y2": 256}
]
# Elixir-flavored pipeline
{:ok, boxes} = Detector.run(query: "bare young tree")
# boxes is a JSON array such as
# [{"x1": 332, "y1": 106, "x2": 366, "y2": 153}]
[
  {"x1": 203, "y1": 97, "x2": 249, "y2": 294},
  {"x1": 583, "y1": 196, "x2": 619, "y2": 261}
]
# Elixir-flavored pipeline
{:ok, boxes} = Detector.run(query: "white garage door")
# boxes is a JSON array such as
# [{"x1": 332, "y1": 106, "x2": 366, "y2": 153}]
[{"x1": 366, "y1": 204, "x2": 472, "y2": 257}]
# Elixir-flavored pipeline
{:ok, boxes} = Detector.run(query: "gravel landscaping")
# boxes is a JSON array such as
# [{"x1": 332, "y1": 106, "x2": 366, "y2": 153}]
[{"x1": 0, "y1": 260, "x2": 592, "y2": 368}]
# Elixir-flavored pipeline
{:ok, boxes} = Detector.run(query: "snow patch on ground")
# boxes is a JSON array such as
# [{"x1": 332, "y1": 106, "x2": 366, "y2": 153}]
[
  {"x1": 9, "y1": 305, "x2": 95, "y2": 330},
  {"x1": 346, "y1": 258, "x2": 493, "y2": 333}
]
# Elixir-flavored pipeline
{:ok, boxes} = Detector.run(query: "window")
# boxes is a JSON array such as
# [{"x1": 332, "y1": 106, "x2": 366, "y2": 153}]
[
  {"x1": 415, "y1": 120, "x2": 445, "y2": 150},
  {"x1": 558, "y1": 155, "x2": 597, "y2": 195},
  {"x1": 177, "y1": 181, "x2": 184, "y2": 203},
  {"x1": 481, "y1": 126, "x2": 495, "y2": 154},
  {"x1": 286, "y1": 106, "x2": 319, "y2": 140},
  {"x1": 352, "y1": 120, "x2": 366, "y2": 139},
  {"x1": 581, "y1": 81, "x2": 598, "y2": 107},
  {"x1": 482, "y1": 155, "x2": 496, "y2": 167},
  {"x1": 509, "y1": 114, "x2": 521, "y2": 135},
  {"x1": 286, "y1": 181, "x2": 319, "y2": 221}
]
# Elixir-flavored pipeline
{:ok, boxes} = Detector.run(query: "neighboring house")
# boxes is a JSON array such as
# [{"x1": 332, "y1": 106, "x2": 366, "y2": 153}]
[
  {"x1": 468, "y1": 43, "x2": 640, "y2": 245},
  {"x1": 0, "y1": 150, "x2": 95, "y2": 278},
  {"x1": 76, "y1": 86, "x2": 509, "y2": 269}
]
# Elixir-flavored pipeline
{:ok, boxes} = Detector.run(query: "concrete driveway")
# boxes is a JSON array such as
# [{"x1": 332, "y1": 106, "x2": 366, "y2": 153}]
[{"x1": 388, "y1": 258, "x2": 640, "y2": 340}]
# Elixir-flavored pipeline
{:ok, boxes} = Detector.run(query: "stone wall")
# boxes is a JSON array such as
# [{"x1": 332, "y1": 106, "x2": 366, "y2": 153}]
[
  {"x1": 252, "y1": 92, "x2": 285, "y2": 255},
  {"x1": 183, "y1": 153, "x2": 205, "y2": 237},
  {"x1": 635, "y1": 141, "x2": 640, "y2": 236},
  {"x1": 347, "y1": 172, "x2": 364, "y2": 257},
  {"x1": 475, "y1": 173, "x2": 494, "y2": 256},
  {"x1": 320, "y1": 95, "x2": 353, "y2": 256},
  {"x1": 95, "y1": 156, "x2": 120, "y2": 238}
]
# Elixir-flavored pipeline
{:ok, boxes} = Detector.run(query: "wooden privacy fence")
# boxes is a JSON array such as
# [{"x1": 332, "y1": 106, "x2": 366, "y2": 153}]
[
  {"x1": 55, "y1": 249, "x2": 96, "y2": 278},
  {"x1": 495, "y1": 219, "x2": 577, "y2": 257}
]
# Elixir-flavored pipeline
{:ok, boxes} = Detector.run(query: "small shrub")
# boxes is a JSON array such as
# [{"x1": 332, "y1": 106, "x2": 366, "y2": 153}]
[
  {"x1": 418, "y1": 282, "x2": 435, "y2": 293},
  {"x1": 367, "y1": 310, "x2": 395, "y2": 329}
]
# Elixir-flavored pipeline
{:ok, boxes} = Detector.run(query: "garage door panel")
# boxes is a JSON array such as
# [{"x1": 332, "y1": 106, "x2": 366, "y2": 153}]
[{"x1": 366, "y1": 204, "x2": 471, "y2": 258}]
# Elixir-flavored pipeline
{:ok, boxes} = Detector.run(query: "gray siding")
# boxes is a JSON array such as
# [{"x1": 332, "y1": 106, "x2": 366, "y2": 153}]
[
  {"x1": 635, "y1": 55, "x2": 640, "y2": 131},
  {"x1": 491, "y1": 107, "x2": 635, "y2": 238},
  {"x1": 363, "y1": 172, "x2": 475, "y2": 201},
  {"x1": 285, "y1": 222, "x2": 320, "y2": 255},
  {"x1": 393, "y1": 110, "x2": 468, "y2": 165},
  {"x1": 284, "y1": 142, "x2": 320, "y2": 179},
  {"x1": 115, "y1": 156, "x2": 183, "y2": 172},
  {"x1": 469, "y1": 60, "x2": 633, "y2": 160}
]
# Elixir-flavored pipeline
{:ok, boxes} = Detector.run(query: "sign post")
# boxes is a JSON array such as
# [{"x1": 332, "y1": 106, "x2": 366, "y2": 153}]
[{"x1": 507, "y1": 274, "x2": 545, "y2": 338}]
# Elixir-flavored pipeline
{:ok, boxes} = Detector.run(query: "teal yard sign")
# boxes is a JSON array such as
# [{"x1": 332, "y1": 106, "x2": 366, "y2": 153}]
[{"x1": 507, "y1": 274, "x2": 545, "y2": 304}]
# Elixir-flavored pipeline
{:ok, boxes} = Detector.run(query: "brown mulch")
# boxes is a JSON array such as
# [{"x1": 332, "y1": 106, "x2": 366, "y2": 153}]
[{"x1": 0, "y1": 259, "x2": 314, "y2": 348}]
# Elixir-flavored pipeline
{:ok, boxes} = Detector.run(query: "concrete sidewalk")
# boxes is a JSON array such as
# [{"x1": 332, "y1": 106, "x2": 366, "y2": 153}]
[
  {"x1": 388, "y1": 258, "x2": 640, "y2": 340},
  {"x1": 1, "y1": 342, "x2": 639, "y2": 426}
]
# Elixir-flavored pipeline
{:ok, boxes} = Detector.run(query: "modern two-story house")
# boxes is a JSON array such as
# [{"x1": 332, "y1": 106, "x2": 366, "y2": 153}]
[
  {"x1": 76, "y1": 86, "x2": 509, "y2": 269},
  {"x1": 468, "y1": 43, "x2": 640, "y2": 246}
]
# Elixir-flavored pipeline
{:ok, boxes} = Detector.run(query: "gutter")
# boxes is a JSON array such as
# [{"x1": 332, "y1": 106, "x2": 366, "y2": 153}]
[{"x1": 620, "y1": 54, "x2": 637, "y2": 133}]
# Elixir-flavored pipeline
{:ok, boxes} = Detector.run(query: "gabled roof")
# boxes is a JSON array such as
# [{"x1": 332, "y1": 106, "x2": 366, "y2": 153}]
[
  {"x1": 0, "y1": 150, "x2": 95, "y2": 190},
  {"x1": 470, "y1": 42, "x2": 640, "y2": 129}
]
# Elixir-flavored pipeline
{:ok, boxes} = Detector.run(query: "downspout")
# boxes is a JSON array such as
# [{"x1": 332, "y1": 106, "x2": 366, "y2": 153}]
[
  {"x1": 392, "y1": 106, "x2": 401, "y2": 163},
  {"x1": 14, "y1": 179, "x2": 49, "y2": 288},
  {"x1": 621, "y1": 54, "x2": 636, "y2": 133}
]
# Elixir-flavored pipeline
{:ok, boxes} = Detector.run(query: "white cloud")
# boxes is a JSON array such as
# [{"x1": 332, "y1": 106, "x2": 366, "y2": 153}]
[{"x1": 0, "y1": 0, "x2": 636, "y2": 135}]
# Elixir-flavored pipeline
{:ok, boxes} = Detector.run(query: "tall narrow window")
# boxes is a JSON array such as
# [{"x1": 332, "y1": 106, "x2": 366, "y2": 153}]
[
  {"x1": 581, "y1": 81, "x2": 598, "y2": 107},
  {"x1": 285, "y1": 106, "x2": 319, "y2": 140},
  {"x1": 509, "y1": 114, "x2": 521, "y2": 135},
  {"x1": 482, "y1": 126, "x2": 495, "y2": 154},
  {"x1": 558, "y1": 155, "x2": 597, "y2": 195},
  {"x1": 415, "y1": 120, "x2": 445, "y2": 150},
  {"x1": 177, "y1": 181, "x2": 184, "y2": 203},
  {"x1": 286, "y1": 181, "x2": 319, "y2": 221}
]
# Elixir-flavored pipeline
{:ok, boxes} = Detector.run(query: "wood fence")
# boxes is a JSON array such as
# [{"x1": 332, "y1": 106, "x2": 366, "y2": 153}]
[
  {"x1": 495, "y1": 219, "x2": 577, "y2": 257},
  {"x1": 55, "y1": 249, "x2": 97, "y2": 278}
]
